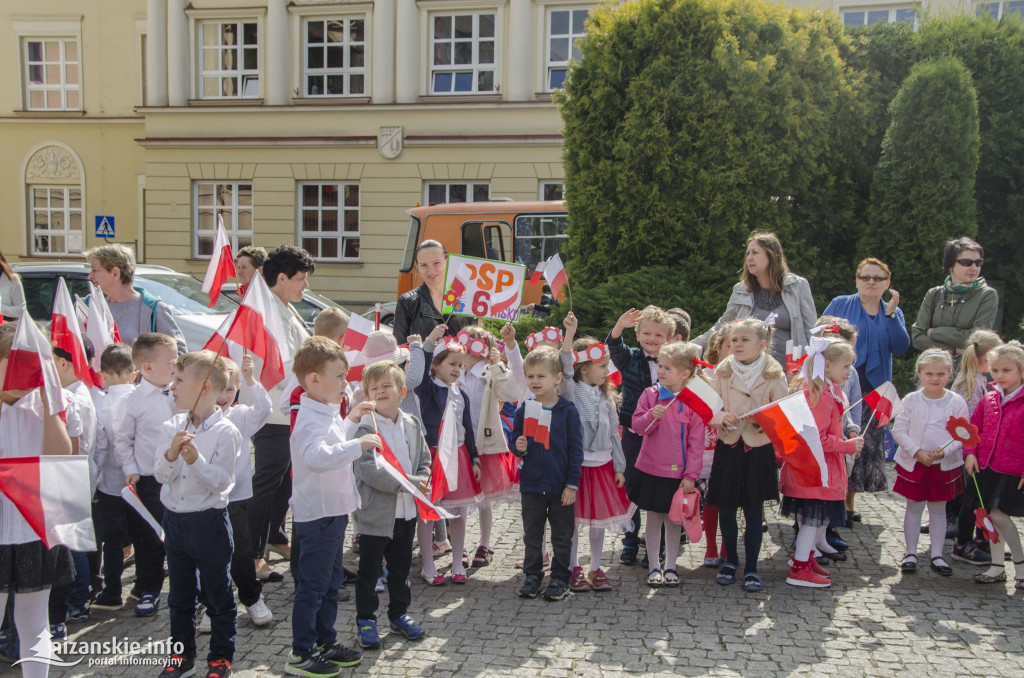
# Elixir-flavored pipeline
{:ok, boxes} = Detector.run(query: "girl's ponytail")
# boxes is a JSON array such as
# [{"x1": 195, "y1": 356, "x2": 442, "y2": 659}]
[{"x1": 952, "y1": 329, "x2": 1002, "y2": 399}]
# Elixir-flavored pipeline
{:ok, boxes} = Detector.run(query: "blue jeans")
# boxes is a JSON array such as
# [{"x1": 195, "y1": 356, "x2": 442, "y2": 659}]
[
  {"x1": 292, "y1": 516, "x2": 347, "y2": 655},
  {"x1": 163, "y1": 508, "x2": 236, "y2": 662},
  {"x1": 68, "y1": 551, "x2": 91, "y2": 607}
]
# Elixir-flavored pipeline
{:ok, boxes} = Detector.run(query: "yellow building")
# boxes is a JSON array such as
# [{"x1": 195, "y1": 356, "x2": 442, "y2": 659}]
[{"x1": 0, "y1": 0, "x2": 1004, "y2": 307}]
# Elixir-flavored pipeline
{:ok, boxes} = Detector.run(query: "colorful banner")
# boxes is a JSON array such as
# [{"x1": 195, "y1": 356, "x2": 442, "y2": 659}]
[{"x1": 442, "y1": 254, "x2": 526, "y2": 322}]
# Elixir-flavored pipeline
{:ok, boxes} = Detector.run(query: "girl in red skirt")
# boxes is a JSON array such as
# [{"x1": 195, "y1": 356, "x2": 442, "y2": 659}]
[
  {"x1": 892, "y1": 349, "x2": 967, "y2": 576},
  {"x1": 560, "y1": 313, "x2": 635, "y2": 591}
]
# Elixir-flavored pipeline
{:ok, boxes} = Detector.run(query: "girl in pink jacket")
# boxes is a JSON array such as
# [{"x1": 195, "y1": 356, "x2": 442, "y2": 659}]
[
  {"x1": 629, "y1": 342, "x2": 706, "y2": 588},
  {"x1": 782, "y1": 339, "x2": 864, "y2": 588}
]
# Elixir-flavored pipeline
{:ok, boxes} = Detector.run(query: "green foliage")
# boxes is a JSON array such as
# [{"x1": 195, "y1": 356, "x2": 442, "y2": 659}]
[{"x1": 865, "y1": 56, "x2": 979, "y2": 311}]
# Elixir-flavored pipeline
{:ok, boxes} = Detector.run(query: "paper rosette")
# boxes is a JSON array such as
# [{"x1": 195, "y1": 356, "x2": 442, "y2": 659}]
[{"x1": 945, "y1": 416, "x2": 980, "y2": 447}]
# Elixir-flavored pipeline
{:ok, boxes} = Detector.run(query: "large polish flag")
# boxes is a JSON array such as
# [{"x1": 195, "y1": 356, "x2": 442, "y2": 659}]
[
  {"x1": 84, "y1": 281, "x2": 120, "y2": 361},
  {"x1": 51, "y1": 278, "x2": 94, "y2": 387},
  {"x1": 201, "y1": 217, "x2": 236, "y2": 307},
  {"x1": 3, "y1": 310, "x2": 66, "y2": 414},
  {"x1": 0, "y1": 456, "x2": 95, "y2": 551},
  {"x1": 677, "y1": 378, "x2": 724, "y2": 424},
  {"x1": 863, "y1": 381, "x2": 902, "y2": 427},
  {"x1": 744, "y1": 392, "x2": 828, "y2": 488},
  {"x1": 431, "y1": 393, "x2": 461, "y2": 502},
  {"x1": 374, "y1": 433, "x2": 453, "y2": 520}
]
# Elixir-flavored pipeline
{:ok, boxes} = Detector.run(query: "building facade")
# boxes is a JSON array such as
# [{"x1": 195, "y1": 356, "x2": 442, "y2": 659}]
[{"x1": 0, "y1": 0, "x2": 999, "y2": 307}]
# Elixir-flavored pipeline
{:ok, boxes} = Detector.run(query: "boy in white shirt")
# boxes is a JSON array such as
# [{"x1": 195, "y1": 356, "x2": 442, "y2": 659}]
[
  {"x1": 287, "y1": 337, "x2": 378, "y2": 678},
  {"x1": 155, "y1": 350, "x2": 240, "y2": 678},
  {"x1": 114, "y1": 332, "x2": 179, "y2": 617}
]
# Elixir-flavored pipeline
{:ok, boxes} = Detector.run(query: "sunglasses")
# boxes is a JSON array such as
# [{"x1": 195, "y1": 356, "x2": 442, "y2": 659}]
[
  {"x1": 857, "y1": 275, "x2": 889, "y2": 283},
  {"x1": 955, "y1": 258, "x2": 984, "y2": 268}
]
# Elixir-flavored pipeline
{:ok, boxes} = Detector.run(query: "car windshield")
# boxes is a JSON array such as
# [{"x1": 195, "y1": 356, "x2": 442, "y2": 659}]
[{"x1": 137, "y1": 273, "x2": 238, "y2": 315}]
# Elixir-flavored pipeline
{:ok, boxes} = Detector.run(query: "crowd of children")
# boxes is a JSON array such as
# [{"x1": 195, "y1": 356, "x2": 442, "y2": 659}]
[{"x1": 2, "y1": 243, "x2": 1024, "y2": 678}]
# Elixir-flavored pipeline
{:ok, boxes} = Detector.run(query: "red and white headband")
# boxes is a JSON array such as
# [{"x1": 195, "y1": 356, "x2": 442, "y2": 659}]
[
  {"x1": 573, "y1": 343, "x2": 610, "y2": 364},
  {"x1": 457, "y1": 330, "x2": 490, "y2": 358},
  {"x1": 525, "y1": 327, "x2": 563, "y2": 351}
]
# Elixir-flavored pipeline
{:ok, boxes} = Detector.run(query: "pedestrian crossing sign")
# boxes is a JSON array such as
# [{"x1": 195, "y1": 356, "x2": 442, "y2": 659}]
[{"x1": 95, "y1": 216, "x2": 115, "y2": 239}]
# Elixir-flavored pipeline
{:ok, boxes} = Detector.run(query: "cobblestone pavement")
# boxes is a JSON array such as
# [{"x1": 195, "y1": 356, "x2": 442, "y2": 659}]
[{"x1": 3, "y1": 466, "x2": 1023, "y2": 677}]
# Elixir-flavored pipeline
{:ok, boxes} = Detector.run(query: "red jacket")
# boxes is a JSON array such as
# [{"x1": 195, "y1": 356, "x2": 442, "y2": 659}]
[
  {"x1": 966, "y1": 386, "x2": 1024, "y2": 477},
  {"x1": 779, "y1": 385, "x2": 857, "y2": 500}
]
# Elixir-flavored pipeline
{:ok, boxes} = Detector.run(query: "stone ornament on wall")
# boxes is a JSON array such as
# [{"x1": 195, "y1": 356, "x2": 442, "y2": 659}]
[
  {"x1": 378, "y1": 126, "x2": 404, "y2": 159},
  {"x1": 26, "y1": 146, "x2": 81, "y2": 182}
]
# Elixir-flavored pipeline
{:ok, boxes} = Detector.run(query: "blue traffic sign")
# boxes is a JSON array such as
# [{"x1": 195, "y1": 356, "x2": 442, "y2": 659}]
[{"x1": 95, "y1": 216, "x2": 115, "y2": 239}]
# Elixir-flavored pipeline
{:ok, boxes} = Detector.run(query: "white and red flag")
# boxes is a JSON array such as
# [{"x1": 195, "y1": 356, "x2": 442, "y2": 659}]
[
  {"x1": 121, "y1": 485, "x2": 164, "y2": 541},
  {"x1": 373, "y1": 430, "x2": 453, "y2": 520},
  {"x1": 744, "y1": 392, "x2": 828, "y2": 488},
  {"x1": 542, "y1": 253, "x2": 568, "y2": 297},
  {"x1": 201, "y1": 216, "x2": 236, "y2": 307},
  {"x1": 344, "y1": 350, "x2": 366, "y2": 383},
  {"x1": 677, "y1": 378, "x2": 724, "y2": 424},
  {"x1": 343, "y1": 313, "x2": 374, "y2": 352},
  {"x1": 3, "y1": 310, "x2": 66, "y2": 414},
  {"x1": 431, "y1": 393, "x2": 461, "y2": 502},
  {"x1": 863, "y1": 381, "x2": 902, "y2": 427},
  {"x1": 85, "y1": 281, "x2": 121, "y2": 357},
  {"x1": 51, "y1": 278, "x2": 94, "y2": 388},
  {"x1": 523, "y1": 400, "x2": 552, "y2": 449},
  {"x1": 0, "y1": 456, "x2": 95, "y2": 551}
]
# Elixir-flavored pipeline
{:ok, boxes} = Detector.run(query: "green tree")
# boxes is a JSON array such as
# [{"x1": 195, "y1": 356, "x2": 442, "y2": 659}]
[{"x1": 865, "y1": 56, "x2": 980, "y2": 315}]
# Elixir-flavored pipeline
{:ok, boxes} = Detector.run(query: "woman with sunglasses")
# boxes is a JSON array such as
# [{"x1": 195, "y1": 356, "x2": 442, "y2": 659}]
[
  {"x1": 911, "y1": 237, "x2": 999, "y2": 356},
  {"x1": 823, "y1": 258, "x2": 911, "y2": 524}
]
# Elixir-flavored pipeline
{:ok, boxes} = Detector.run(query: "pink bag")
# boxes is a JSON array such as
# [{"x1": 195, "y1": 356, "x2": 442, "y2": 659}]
[{"x1": 668, "y1": 489, "x2": 703, "y2": 543}]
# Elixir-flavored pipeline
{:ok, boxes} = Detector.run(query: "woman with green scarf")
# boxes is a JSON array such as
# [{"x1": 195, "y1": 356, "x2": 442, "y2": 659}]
[{"x1": 912, "y1": 237, "x2": 999, "y2": 355}]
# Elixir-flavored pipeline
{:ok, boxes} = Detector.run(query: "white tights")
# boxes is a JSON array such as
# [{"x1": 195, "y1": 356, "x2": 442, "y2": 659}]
[
  {"x1": 448, "y1": 508, "x2": 469, "y2": 576},
  {"x1": 904, "y1": 500, "x2": 946, "y2": 559},
  {"x1": 794, "y1": 521, "x2": 826, "y2": 562},
  {"x1": 0, "y1": 589, "x2": 52, "y2": 678},
  {"x1": 570, "y1": 526, "x2": 607, "y2": 572},
  {"x1": 644, "y1": 512, "x2": 681, "y2": 573},
  {"x1": 417, "y1": 517, "x2": 439, "y2": 577},
  {"x1": 981, "y1": 508, "x2": 1024, "y2": 580},
  {"x1": 478, "y1": 500, "x2": 492, "y2": 549}
]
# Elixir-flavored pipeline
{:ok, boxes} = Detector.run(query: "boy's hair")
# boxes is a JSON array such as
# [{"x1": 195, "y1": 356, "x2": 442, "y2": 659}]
[
  {"x1": 100, "y1": 343, "x2": 135, "y2": 375},
  {"x1": 667, "y1": 308, "x2": 692, "y2": 341},
  {"x1": 659, "y1": 341, "x2": 711, "y2": 385},
  {"x1": 741, "y1": 230, "x2": 790, "y2": 294},
  {"x1": 942, "y1": 237, "x2": 983, "y2": 275},
  {"x1": 263, "y1": 245, "x2": 315, "y2": 287},
  {"x1": 0, "y1": 322, "x2": 15, "y2": 361},
  {"x1": 985, "y1": 341, "x2": 1024, "y2": 373},
  {"x1": 732, "y1": 317, "x2": 773, "y2": 348},
  {"x1": 953, "y1": 329, "x2": 1003, "y2": 399},
  {"x1": 523, "y1": 346, "x2": 561, "y2": 375},
  {"x1": 293, "y1": 336, "x2": 348, "y2": 382},
  {"x1": 462, "y1": 325, "x2": 496, "y2": 353},
  {"x1": 85, "y1": 244, "x2": 135, "y2": 285},
  {"x1": 236, "y1": 246, "x2": 267, "y2": 269},
  {"x1": 363, "y1": 360, "x2": 406, "y2": 391},
  {"x1": 814, "y1": 315, "x2": 858, "y2": 344},
  {"x1": 706, "y1": 322, "x2": 734, "y2": 365},
  {"x1": 915, "y1": 349, "x2": 954, "y2": 386},
  {"x1": 132, "y1": 332, "x2": 178, "y2": 366},
  {"x1": 219, "y1": 357, "x2": 239, "y2": 382},
  {"x1": 806, "y1": 340, "x2": 856, "y2": 405},
  {"x1": 313, "y1": 306, "x2": 350, "y2": 339},
  {"x1": 637, "y1": 305, "x2": 674, "y2": 335},
  {"x1": 175, "y1": 350, "x2": 230, "y2": 393}
]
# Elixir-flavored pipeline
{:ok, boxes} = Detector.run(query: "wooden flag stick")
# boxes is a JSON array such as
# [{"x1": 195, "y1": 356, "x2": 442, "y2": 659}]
[
  {"x1": 182, "y1": 332, "x2": 228, "y2": 432},
  {"x1": 859, "y1": 407, "x2": 877, "y2": 436}
]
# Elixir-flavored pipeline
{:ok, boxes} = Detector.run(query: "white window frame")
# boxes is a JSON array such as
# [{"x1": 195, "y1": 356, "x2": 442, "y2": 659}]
[
  {"x1": 425, "y1": 182, "x2": 491, "y2": 205},
  {"x1": 13, "y1": 18, "x2": 84, "y2": 112},
  {"x1": 301, "y1": 17, "x2": 368, "y2": 98},
  {"x1": 429, "y1": 11, "x2": 496, "y2": 94},
  {"x1": 544, "y1": 6, "x2": 589, "y2": 92},
  {"x1": 974, "y1": 1, "x2": 1024, "y2": 19},
  {"x1": 187, "y1": 8, "x2": 266, "y2": 101},
  {"x1": 539, "y1": 180, "x2": 565, "y2": 201},
  {"x1": 28, "y1": 185, "x2": 84, "y2": 255},
  {"x1": 22, "y1": 37, "x2": 81, "y2": 111},
  {"x1": 297, "y1": 182, "x2": 361, "y2": 262},
  {"x1": 840, "y1": 5, "x2": 917, "y2": 28},
  {"x1": 193, "y1": 182, "x2": 254, "y2": 258},
  {"x1": 418, "y1": 0, "x2": 504, "y2": 97}
]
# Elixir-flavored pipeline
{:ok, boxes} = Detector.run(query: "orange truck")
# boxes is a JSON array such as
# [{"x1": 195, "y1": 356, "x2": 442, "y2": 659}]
[{"x1": 397, "y1": 200, "x2": 569, "y2": 307}]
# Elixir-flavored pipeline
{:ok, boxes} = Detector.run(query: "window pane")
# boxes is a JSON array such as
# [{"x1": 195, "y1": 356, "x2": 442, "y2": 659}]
[
  {"x1": 454, "y1": 15, "x2": 473, "y2": 39},
  {"x1": 302, "y1": 184, "x2": 320, "y2": 206},
  {"x1": 28, "y1": 42, "x2": 42, "y2": 62},
  {"x1": 307, "y1": 75, "x2": 323, "y2": 95},
  {"x1": 237, "y1": 210, "x2": 252, "y2": 230},
  {"x1": 478, "y1": 70, "x2": 494, "y2": 91},
  {"x1": 433, "y1": 72, "x2": 452, "y2": 92},
  {"x1": 344, "y1": 210, "x2": 359, "y2": 232},
  {"x1": 867, "y1": 10, "x2": 889, "y2": 24},
  {"x1": 1007, "y1": 1, "x2": 1024, "y2": 17},
  {"x1": 975, "y1": 2, "x2": 999, "y2": 17},
  {"x1": 895, "y1": 8, "x2": 915, "y2": 23},
  {"x1": 302, "y1": 238, "x2": 318, "y2": 257},
  {"x1": 322, "y1": 184, "x2": 339, "y2": 207},
  {"x1": 434, "y1": 43, "x2": 452, "y2": 66},
  {"x1": 450, "y1": 184, "x2": 467, "y2": 202},
  {"x1": 46, "y1": 65, "x2": 61, "y2": 84},
  {"x1": 326, "y1": 45, "x2": 343, "y2": 68},
  {"x1": 321, "y1": 238, "x2": 338, "y2": 259},
  {"x1": 550, "y1": 37, "x2": 569, "y2": 62},
  {"x1": 322, "y1": 211, "x2": 338, "y2": 232},
  {"x1": 70, "y1": 212, "x2": 81, "y2": 230},
  {"x1": 543, "y1": 183, "x2": 564, "y2": 200},
  {"x1": 66, "y1": 91, "x2": 79, "y2": 109},
  {"x1": 203, "y1": 23, "x2": 219, "y2": 46},
  {"x1": 302, "y1": 210, "x2": 319, "y2": 232},
  {"x1": 454, "y1": 72, "x2": 472, "y2": 92},
  {"x1": 843, "y1": 12, "x2": 865, "y2": 26},
  {"x1": 308, "y1": 20, "x2": 324, "y2": 45},
  {"x1": 243, "y1": 47, "x2": 258, "y2": 70},
  {"x1": 34, "y1": 211, "x2": 49, "y2": 230},
  {"x1": 428, "y1": 184, "x2": 446, "y2": 204},
  {"x1": 51, "y1": 191, "x2": 64, "y2": 209},
  {"x1": 344, "y1": 185, "x2": 359, "y2": 207},
  {"x1": 327, "y1": 21, "x2": 344, "y2": 43},
  {"x1": 434, "y1": 16, "x2": 452, "y2": 40},
  {"x1": 572, "y1": 10, "x2": 589, "y2": 34},
  {"x1": 66, "y1": 64, "x2": 80, "y2": 84},
  {"x1": 350, "y1": 45, "x2": 364, "y2": 68},
  {"x1": 47, "y1": 91, "x2": 62, "y2": 108},
  {"x1": 473, "y1": 185, "x2": 490, "y2": 201},
  {"x1": 454, "y1": 42, "x2": 472, "y2": 65},
  {"x1": 238, "y1": 185, "x2": 252, "y2": 206},
  {"x1": 197, "y1": 235, "x2": 214, "y2": 257},
  {"x1": 30, "y1": 90, "x2": 44, "y2": 108},
  {"x1": 351, "y1": 20, "x2": 364, "y2": 42},
  {"x1": 45, "y1": 41, "x2": 60, "y2": 61},
  {"x1": 349, "y1": 74, "x2": 364, "y2": 94},
  {"x1": 69, "y1": 189, "x2": 82, "y2": 208},
  {"x1": 243, "y1": 23, "x2": 258, "y2": 45},
  {"x1": 479, "y1": 41, "x2": 494, "y2": 64},
  {"x1": 324, "y1": 75, "x2": 343, "y2": 94},
  {"x1": 551, "y1": 11, "x2": 569, "y2": 35},
  {"x1": 308, "y1": 46, "x2": 324, "y2": 69},
  {"x1": 29, "y1": 64, "x2": 43, "y2": 85},
  {"x1": 479, "y1": 14, "x2": 495, "y2": 38},
  {"x1": 343, "y1": 239, "x2": 360, "y2": 259}
]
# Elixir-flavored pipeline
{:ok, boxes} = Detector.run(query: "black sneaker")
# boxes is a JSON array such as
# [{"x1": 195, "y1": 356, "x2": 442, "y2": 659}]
[
  {"x1": 519, "y1": 575, "x2": 543, "y2": 598},
  {"x1": 543, "y1": 579, "x2": 570, "y2": 601},
  {"x1": 952, "y1": 541, "x2": 991, "y2": 566},
  {"x1": 619, "y1": 546, "x2": 638, "y2": 566},
  {"x1": 91, "y1": 590, "x2": 124, "y2": 610},
  {"x1": 160, "y1": 654, "x2": 196, "y2": 677},
  {"x1": 343, "y1": 568, "x2": 357, "y2": 585},
  {"x1": 316, "y1": 641, "x2": 362, "y2": 667},
  {"x1": 285, "y1": 651, "x2": 341, "y2": 677}
]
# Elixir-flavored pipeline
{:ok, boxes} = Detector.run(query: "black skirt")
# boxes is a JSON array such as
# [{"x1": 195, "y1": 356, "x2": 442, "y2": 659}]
[
  {"x1": 780, "y1": 496, "x2": 847, "y2": 528},
  {"x1": 626, "y1": 470, "x2": 681, "y2": 514},
  {"x1": 706, "y1": 440, "x2": 779, "y2": 509},
  {"x1": 970, "y1": 468, "x2": 1024, "y2": 518},
  {"x1": 0, "y1": 541, "x2": 74, "y2": 593}
]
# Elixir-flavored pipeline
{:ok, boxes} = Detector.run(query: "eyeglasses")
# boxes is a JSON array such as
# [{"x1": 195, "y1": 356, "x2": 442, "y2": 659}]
[
  {"x1": 956, "y1": 258, "x2": 984, "y2": 268},
  {"x1": 857, "y1": 275, "x2": 889, "y2": 283}
]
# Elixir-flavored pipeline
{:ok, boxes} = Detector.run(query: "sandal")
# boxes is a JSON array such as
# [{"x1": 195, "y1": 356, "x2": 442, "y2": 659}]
[
  {"x1": 899, "y1": 554, "x2": 918, "y2": 573},
  {"x1": 743, "y1": 573, "x2": 763, "y2": 592},
  {"x1": 662, "y1": 569, "x2": 680, "y2": 587},
  {"x1": 472, "y1": 545, "x2": 494, "y2": 568},
  {"x1": 420, "y1": 571, "x2": 446, "y2": 586},
  {"x1": 716, "y1": 565, "x2": 737, "y2": 586},
  {"x1": 974, "y1": 566, "x2": 1006, "y2": 584},
  {"x1": 644, "y1": 570, "x2": 664, "y2": 588},
  {"x1": 930, "y1": 557, "x2": 953, "y2": 577}
]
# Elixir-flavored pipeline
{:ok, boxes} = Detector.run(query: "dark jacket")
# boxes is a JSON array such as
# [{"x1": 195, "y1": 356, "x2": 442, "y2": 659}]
[
  {"x1": 512, "y1": 397, "x2": 584, "y2": 494},
  {"x1": 413, "y1": 344, "x2": 478, "y2": 460},
  {"x1": 394, "y1": 282, "x2": 467, "y2": 344},
  {"x1": 911, "y1": 278, "x2": 999, "y2": 353},
  {"x1": 605, "y1": 332, "x2": 656, "y2": 428}
]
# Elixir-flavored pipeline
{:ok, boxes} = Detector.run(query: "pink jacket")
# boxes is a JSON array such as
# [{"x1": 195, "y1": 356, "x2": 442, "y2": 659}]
[
  {"x1": 779, "y1": 386, "x2": 857, "y2": 500},
  {"x1": 966, "y1": 386, "x2": 1024, "y2": 477},
  {"x1": 632, "y1": 385, "x2": 706, "y2": 481}
]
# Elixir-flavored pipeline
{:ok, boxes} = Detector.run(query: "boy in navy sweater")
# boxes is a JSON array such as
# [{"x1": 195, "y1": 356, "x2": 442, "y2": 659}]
[{"x1": 512, "y1": 347, "x2": 584, "y2": 601}]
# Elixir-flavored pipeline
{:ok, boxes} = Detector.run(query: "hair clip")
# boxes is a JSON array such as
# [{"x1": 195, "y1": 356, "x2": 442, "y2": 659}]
[
  {"x1": 525, "y1": 327, "x2": 564, "y2": 351},
  {"x1": 574, "y1": 343, "x2": 610, "y2": 364},
  {"x1": 692, "y1": 357, "x2": 715, "y2": 370}
]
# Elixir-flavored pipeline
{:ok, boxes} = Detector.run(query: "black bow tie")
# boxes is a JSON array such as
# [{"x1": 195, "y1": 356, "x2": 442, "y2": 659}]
[
  {"x1": 645, "y1": 356, "x2": 658, "y2": 362},
  {"x1": 162, "y1": 389, "x2": 170, "y2": 396}
]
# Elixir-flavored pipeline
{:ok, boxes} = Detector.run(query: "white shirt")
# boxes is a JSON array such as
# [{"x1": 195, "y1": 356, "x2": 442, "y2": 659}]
[
  {"x1": 290, "y1": 394, "x2": 361, "y2": 522},
  {"x1": 458, "y1": 361, "x2": 487, "y2": 430},
  {"x1": 66, "y1": 380, "x2": 98, "y2": 494},
  {"x1": 94, "y1": 384, "x2": 134, "y2": 496},
  {"x1": 0, "y1": 391, "x2": 46, "y2": 545},
  {"x1": 374, "y1": 414, "x2": 417, "y2": 521},
  {"x1": 113, "y1": 377, "x2": 179, "y2": 478},
  {"x1": 154, "y1": 409, "x2": 239, "y2": 513},
  {"x1": 644, "y1": 351, "x2": 659, "y2": 384},
  {"x1": 224, "y1": 384, "x2": 273, "y2": 502}
]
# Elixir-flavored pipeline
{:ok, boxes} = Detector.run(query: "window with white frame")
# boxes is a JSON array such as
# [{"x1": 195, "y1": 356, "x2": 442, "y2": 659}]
[
  {"x1": 426, "y1": 182, "x2": 490, "y2": 204},
  {"x1": 540, "y1": 181, "x2": 565, "y2": 201},
  {"x1": 23, "y1": 38, "x2": 80, "y2": 110},
  {"x1": 199, "y1": 20, "x2": 259, "y2": 99},
  {"x1": 546, "y1": 8, "x2": 588, "y2": 91},
  {"x1": 430, "y1": 13, "x2": 496, "y2": 94},
  {"x1": 29, "y1": 186, "x2": 83, "y2": 255},
  {"x1": 194, "y1": 182, "x2": 253, "y2": 257},
  {"x1": 975, "y1": 1, "x2": 1024, "y2": 18},
  {"x1": 303, "y1": 18, "x2": 367, "y2": 97},
  {"x1": 299, "y1": 183, "x2": 361, "y2": 261},
  {"x1": 841, "y1": 5, "x2": 916, "y2": 27}
]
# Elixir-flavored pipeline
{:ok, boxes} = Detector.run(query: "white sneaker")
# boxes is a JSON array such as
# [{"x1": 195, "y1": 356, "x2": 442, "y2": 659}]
[
  {"x1": 196, "y1": 607, "x2": 211, "y2": 633},
  {"x1": 248, "y1": 596, "x2": 273, "y2": 627}
]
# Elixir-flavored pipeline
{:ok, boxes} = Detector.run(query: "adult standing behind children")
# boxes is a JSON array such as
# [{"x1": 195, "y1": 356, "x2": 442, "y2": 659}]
[
  {"x1": 234, "y1": 246, "x2": 267, "y2": 298},
  {"x1": 393, "y1": 240, "x2": 468, "y2": 344},
  {"x1": 85, "y1": 244, "x2": 186, "y2": 355},
  {"x1": 248, "y1": 246, "x2": 313, "y2": 581}
]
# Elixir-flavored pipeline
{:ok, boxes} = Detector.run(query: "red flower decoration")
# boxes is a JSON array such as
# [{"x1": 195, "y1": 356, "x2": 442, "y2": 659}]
[
  {"x1": 975, "y1": 508, "x2": 1001, "y2": 544},
  {"x1": 945, "y1": 416, "x2": 980, "y2": 447},
  {"x1": 442, "y1": 289, "x2": 459, "y2": 307}
]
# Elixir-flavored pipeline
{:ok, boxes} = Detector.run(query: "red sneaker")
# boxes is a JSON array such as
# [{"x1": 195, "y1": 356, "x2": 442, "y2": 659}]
[
  {"x1": 786, "y1": 559, "x2": 831, "y2": 588},
  {"x1": 810, "y1": 559, "x2": 831, "y2": 579},
  {"x1": 588, "y1": 568, "x2": 613, "y2": 591}
]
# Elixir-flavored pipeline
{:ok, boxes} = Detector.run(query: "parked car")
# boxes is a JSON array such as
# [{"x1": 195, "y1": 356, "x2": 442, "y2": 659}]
[
  {"x1": 220, "y1": 284, "x2": 394, "y2": 333},
  {"x1": 12, "y1": 262, "x2": 237, "y2": 352}
]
